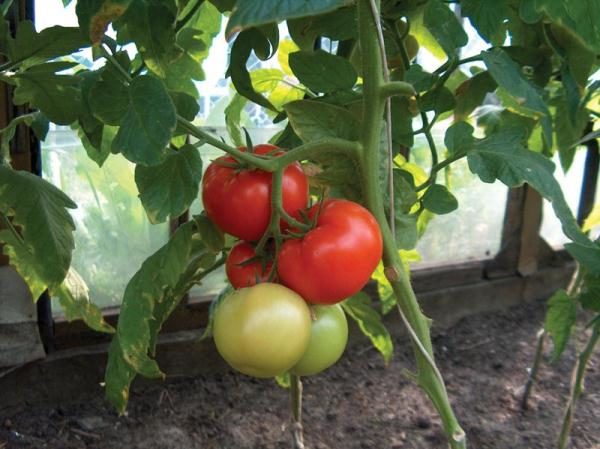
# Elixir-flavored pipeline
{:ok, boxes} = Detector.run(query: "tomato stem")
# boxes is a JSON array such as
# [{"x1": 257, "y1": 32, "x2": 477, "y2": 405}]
[
  {"x1": 558, "y1": 324, "x2": 600, "y2": 449},
  {"x1": 290, "y1": 374, "x2": 305, "y2": 449},
  {"x1": 356, "y1": 1, "x2": 466, "y2": 448}
]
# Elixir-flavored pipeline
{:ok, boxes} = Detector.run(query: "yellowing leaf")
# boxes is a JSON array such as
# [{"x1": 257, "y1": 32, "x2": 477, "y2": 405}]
[
  {"x1": 277, "y1": 39, "x2": 300, "y2": 77},
  {"x1": 583, "y1": 204, "x2": 600, "y2": 233}
]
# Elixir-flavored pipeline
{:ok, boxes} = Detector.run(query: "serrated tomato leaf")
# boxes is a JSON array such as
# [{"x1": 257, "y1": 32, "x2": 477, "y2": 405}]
[
  {"x1": 289, "y1": 49, "x2": 357, "y2": 94},
  {"x1": 55, "y1": 269, "x2": 115, "y2": 333},
  {"x1": 111, "y1": 74, "x2": 177, "y2": 166},
  {"x1": 342, "y1": 293, "x2": 393, "y2": 364},
  {"x1": 105, "y1": 221, "x2": 216, "y2": 412},
  {"x1": 135, "y1": 144, "x2": 202, "y2": 224},
  {"x1": 284, "y1": 100, "x2": 359, "y2": 142},
  {"x1": 0, "y1": 166, "x2": 76, "y2": 300}
]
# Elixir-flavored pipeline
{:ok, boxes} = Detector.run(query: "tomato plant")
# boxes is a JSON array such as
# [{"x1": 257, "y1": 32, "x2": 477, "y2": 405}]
[
  {"x1": 0, "y1": 1, "x2": 599, "y2": 448},
  {"x1": 213, "y1": 282, "x2": 312, "y2": 378},
  {"x1": 291, "y1": 304, "x2": 349, "y2": 376},
  {"x1": 225, "y1": 241, "x2": 273, "y2": 288},
  {"x1": 202, "y1": 144, "x2": 308, "y2": 241},
  {"x1": 278, "y1": 199, "x2": 383, "y2": 304}
]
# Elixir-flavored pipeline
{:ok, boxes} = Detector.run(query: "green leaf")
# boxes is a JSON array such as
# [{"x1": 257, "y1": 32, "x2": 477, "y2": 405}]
[
  {"x1": 284, "y1": 100, "x2": 359, "y2": 142},
  {"x1": 78, "y1": 123, "x2": 117, "y2": 167},
  {"x1": 105, "y1": 336, "x2": 136, "y2": 414},
  {"x1": 544, "y1": 289, "x2": 577, "y2": 360},
  {"x1": 394, "y1": 212, "x2": 418, "y2": 250},
  {"x1": 565, "y1": 243, "x2": 600, "y2": 276},
  {"x1": 5, "y1": 21, "x2": 88, "y2": 67},
  {"x1": 227, "y1": 28, "x2": 278, "y2": 112},
  {"x1": 444, "y1": 121, "x2": 475, "y2": 155},
  {"x1": 76, "y1": 0, "x2": 133, "y2": 44},
  {"x1": 422, "y1": 0, "x2": 468, "y2": 56},
  {"x1": 169, "y1": 91, "x2": 200, "y2": 122},
  {"x1": 554, "y1": 88, "x2": 588, "y2": 172},
  {"x1": 422, "y1": 184, "x2": 458, "y2": 215},
  {"x1": 55, "y1": 269, "x2": 115, "y2": 333},
  {"x1": 467, "y1": 127, "x2": 589, "y2": 246},
  {"x1": 199, "y1": 284, "x2": 233, "y2": 341},
  {"x1": 342, "y1": 292, "x2": 393, "y2": 364},
  {"x1": 405, "y1": 64, "x2": 437, "y2": 92},
  {"x1": 134, "y1": 144, "x2": 202, "y2": 224},
  {"x1": 461, "y1": 0, "x2": 509, "y2": 45},
  {"x1": 577, "y1": 272, "x2": 600, "y2": 313},
  {"x1": 535, "y1": 0, "x2": 600, "y2": 53},
  {"x1": 0, "y1": 113, "x2": 46, "y2": 159},
  {"x1": 89, "y1": 62, "x2": 130, "y2": 126},
  {"x1": 250, "y1": 68, "x2": 304, "y2": 109},
  {"x1": 112, "y1": 74, "x2": 177, "y2": 166},
  {"x1": 224, "y1": 93, "x2": 247, "y2": 147},
  {"x1": 275, "y1": 372, "x2": 291, "y2": 388},
  {"x1": 287, "y1": 7, "x2": 356, "y2": 51},
  {"x1": 0, "y1": 166, "x2": 76, "y2": 299},
  {"x1": 453, "y1": 71, "x2": 497, "y2": 121},
  {"x1": 124, "y1": 0, "x2": 178, "y2": 78},
  {"x1": 289, "y1": 50, "x2": 357, "y2": 94},
  {"x1": 13, "y1": 62, "x2": 82, "y2": 125},
  {"x1": 105, "y1": 221, "x2": 202, "y2": 412},
  {"x1": 391, "y1": 96, "x2": 414, "y2": 148},
  {"x1": 193, "y1": 213, "x2": 225, "y2": 253},
  {"x1": 226, "y1": 0, "x2": 349, "y2": 35},
  {"x1": 418, "y1": 87, "x2": 456, "y2": 115},
  {"x1": 482, "y1": 48, "x2": 552, "y2": 146}
]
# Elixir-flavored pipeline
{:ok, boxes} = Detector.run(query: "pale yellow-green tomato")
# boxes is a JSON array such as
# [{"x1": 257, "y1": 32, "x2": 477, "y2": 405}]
[
  {"x1": 291, "y1": 304, "x2": 349, "y2": 376},
  {"x1": 213, "y1": 283, "x2": 312, "y2": 378}
]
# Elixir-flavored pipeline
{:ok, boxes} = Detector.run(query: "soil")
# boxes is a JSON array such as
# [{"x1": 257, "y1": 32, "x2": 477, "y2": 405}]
[{"x1": 1, "y1": 300, "x2": 599, "y2": 449}]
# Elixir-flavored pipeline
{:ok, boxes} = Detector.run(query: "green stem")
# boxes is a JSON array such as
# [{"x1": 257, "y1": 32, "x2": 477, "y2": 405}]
[
  {"x1": 380, "y1": 81, "x2": 416, "y2": 99},
  {"x1": 416, "y1": 153, "x2": 467, "y2": 191},
  {"x1": 558, "y1": 325, "x2": 600, "y2": 449},
  {"x1": 290, "y1": 374, "x2": 305, "y2": 449},
  {"x1": 357, "y1": 1, "x2": 466, "y2": 448},
  {"x1": 520, "y1": 328, "x2": 547, "y2": 410}
]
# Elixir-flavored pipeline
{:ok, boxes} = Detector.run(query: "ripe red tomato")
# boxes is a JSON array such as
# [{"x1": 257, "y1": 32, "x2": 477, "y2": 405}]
[
  {"x1": 277, "y1": 199, "x2": 383, "y2": 304},
  {"x1": 201, "y1": 144, "x2": 308, "y2": 241},
  {"x1": 226, "y1": 241, "x2": 273, "y2": 288}
]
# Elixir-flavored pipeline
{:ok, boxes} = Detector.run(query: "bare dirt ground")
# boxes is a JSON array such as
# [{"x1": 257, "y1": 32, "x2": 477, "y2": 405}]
[{"x1": 1, "y1": 299, "x2": 599, "y2": 449}]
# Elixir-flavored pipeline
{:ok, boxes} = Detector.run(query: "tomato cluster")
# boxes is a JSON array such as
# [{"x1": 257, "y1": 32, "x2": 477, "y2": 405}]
[{"x1": 202, "y1": 145, "x2": 382, "y2": 378}]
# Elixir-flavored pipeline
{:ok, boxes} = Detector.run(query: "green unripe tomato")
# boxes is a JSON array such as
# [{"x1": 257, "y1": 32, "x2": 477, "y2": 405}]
[
  {"x1": 290, "y1": 304, "x2": 348, "y2": 376},
  {"x1": 213, "y1": 283, "x2": 312, "y2": 378}
]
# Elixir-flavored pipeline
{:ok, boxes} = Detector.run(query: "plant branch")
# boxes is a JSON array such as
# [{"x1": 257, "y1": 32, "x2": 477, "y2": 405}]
[{"x1": 0, "y1": 212, "x2": 25, "y2": 246}]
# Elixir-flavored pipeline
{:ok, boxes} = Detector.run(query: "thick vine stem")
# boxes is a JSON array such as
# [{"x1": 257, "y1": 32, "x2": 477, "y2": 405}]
[
  {"x1": 290, "y1": 374, "x2": 305, "y2": 449},
  {"x1": 558, "y1": 325, "x2": 600, "y2": 449},
  {"x1": 357, "y1": 1, "x2": 466, "y2": 448}
]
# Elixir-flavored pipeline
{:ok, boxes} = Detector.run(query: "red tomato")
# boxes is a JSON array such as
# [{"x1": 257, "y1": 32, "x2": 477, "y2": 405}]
[
  {"x1": 277, "y1": 199, "x2": 383, "y2": 304},
  {"x1": 226, "y1": 241, "x2": 273, "y2": 288},
  {"x1": 201, "y1": 144, "x2": 308, "y2": 241}
]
